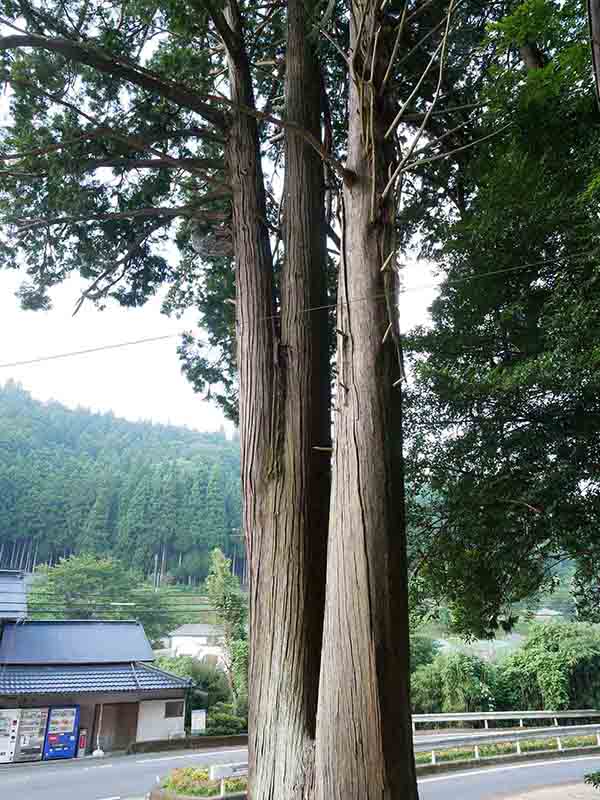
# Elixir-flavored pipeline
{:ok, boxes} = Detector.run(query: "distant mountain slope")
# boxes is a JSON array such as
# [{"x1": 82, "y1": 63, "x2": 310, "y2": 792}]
[{"x1": 0, "y1": 380, "x2": 242, "y2": 583}]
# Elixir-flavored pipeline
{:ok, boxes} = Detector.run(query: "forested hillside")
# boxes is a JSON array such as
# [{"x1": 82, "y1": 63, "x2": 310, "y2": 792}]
[{"x1": 0, "y1": 380, "x2": 242, "y2": 583}]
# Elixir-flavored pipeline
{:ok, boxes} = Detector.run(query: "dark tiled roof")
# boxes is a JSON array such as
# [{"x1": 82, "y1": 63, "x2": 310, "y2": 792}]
[
  {"x1": 0, "y1": 662, "x2": 191, "y2": 695},
  {"x1": 0, "y1": 621, "x2": 155, "y2": 665}
]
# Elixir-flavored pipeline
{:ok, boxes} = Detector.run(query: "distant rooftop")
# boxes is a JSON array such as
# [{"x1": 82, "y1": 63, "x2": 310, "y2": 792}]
[
  {"x1": 0, "y1": 570, "x2": 27, "y2": 620},
  {"x1": 0, "y1": 620, "x2": 155, "y2": 665},
  {"x1": 170, "y1": 623, "x2": 224, "y2": 638}
]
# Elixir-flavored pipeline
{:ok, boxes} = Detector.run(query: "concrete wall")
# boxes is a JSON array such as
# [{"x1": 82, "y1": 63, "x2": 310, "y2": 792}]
[{"x1": 136, "y1": 698, "x2": 185, "y2": 743}]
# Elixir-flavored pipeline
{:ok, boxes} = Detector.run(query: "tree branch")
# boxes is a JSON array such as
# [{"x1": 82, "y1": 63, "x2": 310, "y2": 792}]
[
  {"x1": 190, "y1": 0, "x2": 242, "y2": 62},
  {"x1": 0, "y1": 127, "x2": 224, "y2": 163},
  {"x1": 0, "y1": 33, "x2": 226, "y2": 128},
  {"x1": 11, "y1": 201, "x2": 229, "y2": 232},
  {"x1": 80, "y1": 156, "x2": 225, "y2": 172}
]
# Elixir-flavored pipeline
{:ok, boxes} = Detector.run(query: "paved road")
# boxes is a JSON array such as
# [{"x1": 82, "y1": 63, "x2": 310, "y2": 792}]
[
  {"x1": 0, "y1": 747, "x2": 248, "y2": 800},
  {"x1": 2, "y1": 748, "x2": 600, "y2": 800}
]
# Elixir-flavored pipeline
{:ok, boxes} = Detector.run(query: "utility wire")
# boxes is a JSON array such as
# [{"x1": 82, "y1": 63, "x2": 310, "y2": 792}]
[
  {"x1": 1, "y1": 249, "x2": 597, "y2": 370},
  {"x1": 0, "y1": 334, "x2": 178, "y2": 369}
]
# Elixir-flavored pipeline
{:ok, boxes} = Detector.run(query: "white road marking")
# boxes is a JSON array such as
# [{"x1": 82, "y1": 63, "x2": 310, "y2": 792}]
[
  {"x1": 96, "y1": 796, "x2": 120, "y2": 800},
  {"x1": 135, "y1": 747, "x2": 247, "y2": 765},
  {"x1": 418, "y1": 754, "x2": 600, "y2": 783}
]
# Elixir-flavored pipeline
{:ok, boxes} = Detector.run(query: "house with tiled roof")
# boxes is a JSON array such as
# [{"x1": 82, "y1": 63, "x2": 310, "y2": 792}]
[{"x1": 0, "y1": 582, "x2": 191, "y2": 761}]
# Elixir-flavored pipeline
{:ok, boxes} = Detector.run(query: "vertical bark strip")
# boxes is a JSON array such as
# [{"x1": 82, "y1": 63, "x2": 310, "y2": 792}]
[
  {"x1": 223, "y1": 1, "x2": 330, "y2": 797},
  {"x1": 315, "y1": 2, "x2": 418, "y2": 798},
  {"x1": 589, "y1": 0, "x2": 600, "y2": 107}
]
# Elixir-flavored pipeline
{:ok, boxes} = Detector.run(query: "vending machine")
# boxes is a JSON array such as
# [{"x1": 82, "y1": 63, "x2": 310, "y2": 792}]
[
  {"x1": 0, "y1": 709, "x2": 21, "y2": 764},
  {"x1": 43, "y1": 706, "x2": 80, "y2": 760},
  {"x1": 13, "y1": 708, "x2": 50, "y2": 763}
]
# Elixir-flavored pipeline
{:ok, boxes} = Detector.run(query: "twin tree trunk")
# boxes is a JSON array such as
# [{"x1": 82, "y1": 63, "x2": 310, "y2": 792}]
[
  {"x1": 225, "y1": 0, "x2": 417, "y2": 797},
  {"x1": 225, "y1": 1, "x2": 329, "y2": 797}
]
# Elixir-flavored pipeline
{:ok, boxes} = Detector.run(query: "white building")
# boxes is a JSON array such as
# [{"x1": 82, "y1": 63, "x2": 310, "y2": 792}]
[{"x1": 169, "y1": 623, "x2": 226, "y2": 666}]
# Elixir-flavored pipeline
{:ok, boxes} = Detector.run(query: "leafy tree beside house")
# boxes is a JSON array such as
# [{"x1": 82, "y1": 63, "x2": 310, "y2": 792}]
[{"x1": 28, "y1": 553, "x2": 183, "y2": 645}]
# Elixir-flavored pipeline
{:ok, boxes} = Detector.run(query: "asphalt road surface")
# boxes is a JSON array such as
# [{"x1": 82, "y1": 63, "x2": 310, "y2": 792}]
[{"x1": 2, "y1": 748, "x2": 600, "y2": 800}]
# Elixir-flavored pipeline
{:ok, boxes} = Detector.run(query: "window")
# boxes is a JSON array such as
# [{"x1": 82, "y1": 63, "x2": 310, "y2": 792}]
[{"x1": 165, "y1": 701, "x2": 184, "y2": 719}]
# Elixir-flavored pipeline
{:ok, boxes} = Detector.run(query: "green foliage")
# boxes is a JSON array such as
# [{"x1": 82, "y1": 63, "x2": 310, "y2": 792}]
[
  {"x1": 205, "y1": 549, "x2": 248, "y2": 717},
  {"x1": 411, "y1": 652, "x2": 496, "y2": 714},
  {"x1": 162, "y1": 767, "x2": 247, "y2": 797},
  {"x1": 205, "y1": 549, "x2": 247, "y2": 641},
  {"x1": 205, "y1": 702, "x2": 247, "y2": 736},
  {"x1": 0, "y1": 382, "x2": 243, "y2": 583},
  {"x1": 410, "y1": 635, "x2": 441, "y2": 674},
  {"x1": 586, "y1": 771, "x2": 600, "y2": 790},
  {"x1": 27, "y1": 553, "x2": 182, "y2": 645},
  {"x1": 404, "y1": 0, "x2": 600, "y2": 637},
  {"x1": 155, "y1": 655, "x2": 231, "y2": 709},
  {"x1": 495, "y1": 623, "x2": 600, "y2": 710}
]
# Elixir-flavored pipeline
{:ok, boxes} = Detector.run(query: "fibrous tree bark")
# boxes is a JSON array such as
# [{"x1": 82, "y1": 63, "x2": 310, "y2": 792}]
[
  {"x1": 314, "y1": 2, "x2": 418, "y2": 798},
  {"x1": 221, "y1": 1, "x2": 330, "y2": 798},
  {"x1": 589, "y1": 0, "x2": 600, "y2": 106}
]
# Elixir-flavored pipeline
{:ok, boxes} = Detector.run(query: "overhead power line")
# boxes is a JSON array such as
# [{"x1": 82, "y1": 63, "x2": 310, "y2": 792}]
[
  {"x1": 0, "y1": 248, "x2": 597, "y2": 370},
  {"x1": 0, "y1": 333, "x2": 178, "y2": 369}
]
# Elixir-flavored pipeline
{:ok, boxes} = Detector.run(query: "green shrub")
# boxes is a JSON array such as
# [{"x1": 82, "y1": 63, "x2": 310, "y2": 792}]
[
  {"x1": 585, "y1": 771, "x2": 600, "y2": 790},
  {"x1": 412, "y1": 652, "x2": 496, "y2": 714},
  {"x1": 162, "y1": 767, "x2": 248, "y2": 796},
  {"x1": 206, "y1": 702, "x2": 247, "y2": 736}
]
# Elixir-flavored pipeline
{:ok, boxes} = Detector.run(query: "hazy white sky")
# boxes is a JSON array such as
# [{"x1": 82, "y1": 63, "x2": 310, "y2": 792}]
[{"x1": 0, "y1": 262, "x2": 439, "y2": 432}]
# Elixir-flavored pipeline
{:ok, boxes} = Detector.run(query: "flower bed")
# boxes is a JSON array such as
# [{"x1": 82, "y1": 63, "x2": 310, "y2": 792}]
[{"x1": 161, "y1": 767, "x2": 247, "y2": 797}]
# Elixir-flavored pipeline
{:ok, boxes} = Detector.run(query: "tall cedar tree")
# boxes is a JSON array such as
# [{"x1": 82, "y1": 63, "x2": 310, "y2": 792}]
[{"x1": 0, "y1": 0, "x2": 535, "y2": 797}]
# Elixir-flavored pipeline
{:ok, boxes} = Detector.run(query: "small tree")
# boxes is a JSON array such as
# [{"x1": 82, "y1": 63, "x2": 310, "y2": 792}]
[{"x1": 205, "y1": 548, "x2": 248, "y2": 710}]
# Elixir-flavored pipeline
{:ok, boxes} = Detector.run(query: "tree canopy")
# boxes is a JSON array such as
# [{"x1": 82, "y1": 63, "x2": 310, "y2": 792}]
[{"x1": 404, "y1": 0, "x2": 600, "y2": 637}]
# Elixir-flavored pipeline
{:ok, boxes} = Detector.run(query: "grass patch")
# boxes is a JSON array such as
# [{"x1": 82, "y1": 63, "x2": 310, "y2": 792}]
[{"x1": 162, "y1": 767, "x2": 247, "y2": 797}]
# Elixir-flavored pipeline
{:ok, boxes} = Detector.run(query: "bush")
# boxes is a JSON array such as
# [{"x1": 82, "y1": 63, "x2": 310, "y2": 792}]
[
  {"x1": 155, "y1": 656, "x2": 232, "y2": 708},
  {"x1": 206, "y1": 703, "x2": 247, "y2": 736},
  {"x1": 411, "y1": 652, "x2": 496, "y2": 714},
  {"x1": 410, "y1": 635, "x2": 441, "y2": 673},
  {"x1": 585, "y1": 771, "x2": 600, "y2": 790},
  {"x1": 162, "y1": 767, "x2": 248, "y2": 797},
  {"x1": 495, "y1": 623, "x2": 600, "y2": 711}
]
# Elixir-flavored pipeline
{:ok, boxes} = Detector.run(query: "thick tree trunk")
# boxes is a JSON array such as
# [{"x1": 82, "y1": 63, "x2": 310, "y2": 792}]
[
  {"x1": 315, "y1": 4, "x2": 418, "y2": 799},
  {"x1": 589, "y1": 0, "x2": 600, "y2": 107},
  {"x1": 224, "y1": 1, "x2": 329, "y2": 797}
]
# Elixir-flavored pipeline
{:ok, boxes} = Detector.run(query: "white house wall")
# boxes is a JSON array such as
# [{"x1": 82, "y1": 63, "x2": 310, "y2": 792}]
[
  {"x1": 170, "y1": 636, "x2": 225, "y2": 666},
  {"x1": 136, "y1": 699, "x2": 185, "y2": 742}
]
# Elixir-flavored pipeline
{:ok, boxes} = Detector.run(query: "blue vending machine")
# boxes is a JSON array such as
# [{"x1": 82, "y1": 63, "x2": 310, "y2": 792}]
[{"x1": 43, "y1": 706, "x2": 80, "y2": 760}]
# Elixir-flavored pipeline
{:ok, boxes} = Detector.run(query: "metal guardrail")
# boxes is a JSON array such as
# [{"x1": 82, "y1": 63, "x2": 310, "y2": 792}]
[
  {"x1": 207, "y1": 712, "x2": 600, "y2": 793},
  {"x1": 413, "y1": 709, "x2": 600, "y2": 731}
]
